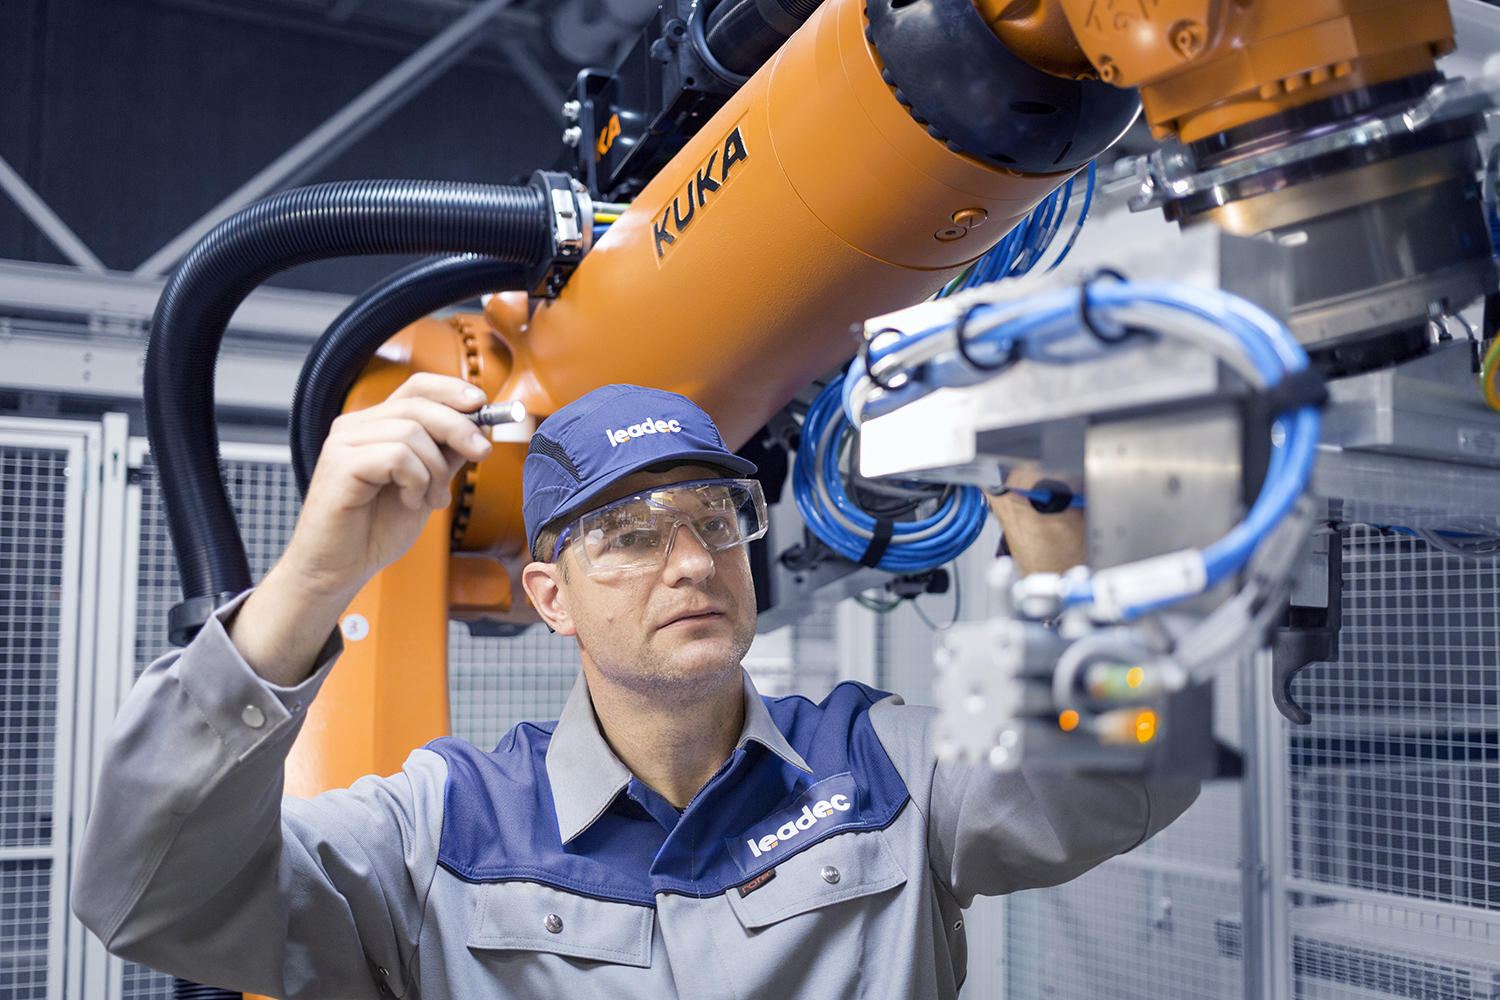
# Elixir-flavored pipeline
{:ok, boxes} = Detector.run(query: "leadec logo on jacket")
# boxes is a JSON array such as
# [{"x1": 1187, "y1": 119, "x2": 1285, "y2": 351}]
[{"x1": 727, "y1": 773, "x2": 859, "y2": 873}]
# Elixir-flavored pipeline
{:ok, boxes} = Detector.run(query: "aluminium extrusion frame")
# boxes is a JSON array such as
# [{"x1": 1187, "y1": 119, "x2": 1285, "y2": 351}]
[
  {"x1": 1245, "y1": 645, "x2": 1288, "y2": 1000},
  {"x1": 0, "y1": 416, "x2": 100, "y2": 1000}
]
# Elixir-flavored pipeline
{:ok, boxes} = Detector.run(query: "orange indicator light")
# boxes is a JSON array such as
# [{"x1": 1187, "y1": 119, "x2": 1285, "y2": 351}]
[
  {"x1": 1058, "y1": 709, "x2": 1080, "y2": 732},
  {"x1": 1134, "y1": 710, "x2": 1157, "y2": 743},
  {"x1": 1126, "y1": 666, "x2": 1144, "y2": 688}
]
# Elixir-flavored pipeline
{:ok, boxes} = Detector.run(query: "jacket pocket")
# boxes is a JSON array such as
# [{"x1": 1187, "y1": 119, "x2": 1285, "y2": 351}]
[
  {"x1": 466, "y1": 880, "x2": 654, "y2": 967},
  {"x1": 725, "y1": 829, "x2": 907, "y2": 930}
]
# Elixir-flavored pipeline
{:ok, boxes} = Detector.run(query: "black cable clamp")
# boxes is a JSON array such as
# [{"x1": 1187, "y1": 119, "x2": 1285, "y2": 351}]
[
  {"x1": 1025, "y1": 478, "x2": 1076, "y2": 514},
  {"x1": 527, "y1": 170, "x2": 592, "y2": 298},
  {"x1": 1078, "y1": 268, "x2": 1152, "y2": 345},
  {"x1": 859, "y1": 517, "x2": 896, "y2": 567},
  {"x1": 1263, "y1": 367, "x2": 1329, "y2": 414},
  {"x1": 987, "y1": 480, "x2": 1076, "y2": 515},
  {"x1": 166, "y1": 592, "x2": 241, "y2": 647}
]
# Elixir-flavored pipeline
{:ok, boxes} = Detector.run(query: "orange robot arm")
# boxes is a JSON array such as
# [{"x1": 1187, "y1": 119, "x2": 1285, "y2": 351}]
[{"x1": 261, "y1": 0, "x2": 1469, "y2": 793}]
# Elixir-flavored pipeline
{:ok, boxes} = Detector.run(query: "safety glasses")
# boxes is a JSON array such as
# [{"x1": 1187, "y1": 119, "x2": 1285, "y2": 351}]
[{"x1": 553, "y1": 478, "x2": 768, "y2": 575}]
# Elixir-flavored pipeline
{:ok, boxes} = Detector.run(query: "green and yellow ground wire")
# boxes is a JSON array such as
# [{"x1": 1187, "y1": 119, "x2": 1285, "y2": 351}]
[{"x1": 1481, "y1": 334, "x2": 1500, "y2": 413}]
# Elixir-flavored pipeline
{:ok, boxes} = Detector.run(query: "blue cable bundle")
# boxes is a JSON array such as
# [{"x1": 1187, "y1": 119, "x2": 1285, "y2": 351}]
[
  {"x1": 845, "y1": 278, "x2": 1322, "y2": 618},
  {"x1": 793, "y1": 375, "x2": 987, "y2": 572},
  {"x1": 943, "y1": 161, "x2": 1096, "y2": 296},
  {"x1": 791, "y1": 163, "x2": 1099, "y2": 574}
]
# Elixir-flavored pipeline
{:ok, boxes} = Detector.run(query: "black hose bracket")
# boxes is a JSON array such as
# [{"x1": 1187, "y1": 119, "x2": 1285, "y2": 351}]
[
  {"x1": 167, "y1": 593, "x2": 242, "y2": 649},
  {"x1": 527, "y1": 171, "x2": 594, "y2": 298}
]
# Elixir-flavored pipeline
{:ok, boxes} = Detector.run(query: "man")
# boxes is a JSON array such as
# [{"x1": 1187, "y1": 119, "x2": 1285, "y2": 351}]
[{"x1": 74, "y1": 376, "x2": 1197, "y2": 998}]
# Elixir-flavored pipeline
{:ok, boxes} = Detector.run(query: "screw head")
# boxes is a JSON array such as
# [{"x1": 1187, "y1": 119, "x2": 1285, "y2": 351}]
[
  {"x1": 935, "y1": 225, "x2": 967, "y2": 242},
  {"x1": 952, "y1": 207, "x2": 988, "y2": 229},
  {"x1": 1097, "y1": 56, "x2": 1120, "y2": 83},
  {"x1": 1169, "y1": 19, "x2": 1206, "y2": 58}
]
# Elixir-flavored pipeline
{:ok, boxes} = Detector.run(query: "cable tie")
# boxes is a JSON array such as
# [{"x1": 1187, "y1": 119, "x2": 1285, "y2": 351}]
[
  {"x1": 859, "y1": 517, "x2": 896, "y2": 568},
  {"x1": 1262, "y1": 367, "x2": 1329, "y2": 414},
  {"x1": 953, "y1": 302, "x2": 1022, "y2": 373},
  {"x1": 1078, "y1": 268, "x2": 1151, "y2": 345},
  {"x1": 861, "y1": 327, "x2": 906, "y2": 392}
]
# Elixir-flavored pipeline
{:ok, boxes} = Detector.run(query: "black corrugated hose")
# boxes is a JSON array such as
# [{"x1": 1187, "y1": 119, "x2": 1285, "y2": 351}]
[
  {"x1": 173, "y1": 979, "x2": 237, "y2": 1000},
  {"x1": 144, "y1": 179, "x2": 551, "y2": 645},
  {"x1": 705, "y1": 0, "x2": 823, "y2": 76},
  {"x1": 289, "y1": 253, "x2": 527, "y2": 496}
]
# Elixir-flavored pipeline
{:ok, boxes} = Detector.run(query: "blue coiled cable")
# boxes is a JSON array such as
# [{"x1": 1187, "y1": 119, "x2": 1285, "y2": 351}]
[
  {"x1": 800, "y1": 164, "x2": 1097, "y2": 574},
  {"x1": 793, "y1": 375, "x2": 987, "y2": 572}
]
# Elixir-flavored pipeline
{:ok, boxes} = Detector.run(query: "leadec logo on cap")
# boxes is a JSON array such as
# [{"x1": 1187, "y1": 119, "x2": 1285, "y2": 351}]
[{"x1": 605, "y1": 416, "x2": 684, "y2": 448}]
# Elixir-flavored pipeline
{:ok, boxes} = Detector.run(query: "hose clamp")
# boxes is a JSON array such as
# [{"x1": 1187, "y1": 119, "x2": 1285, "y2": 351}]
[{"x1": 528, "y1": 171, "x2": 594, "y2": 298}]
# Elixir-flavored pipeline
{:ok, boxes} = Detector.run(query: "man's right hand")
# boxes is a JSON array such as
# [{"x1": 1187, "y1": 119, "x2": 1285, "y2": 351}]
[{"x1": 229, "y1": 373, "x2": 493, "y2": 685}]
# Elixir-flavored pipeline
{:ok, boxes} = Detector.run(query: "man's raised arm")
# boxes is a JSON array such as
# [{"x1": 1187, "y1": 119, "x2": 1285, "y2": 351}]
[{"x1": 71, "y1": 374, "x2": 492, "y2": 996}]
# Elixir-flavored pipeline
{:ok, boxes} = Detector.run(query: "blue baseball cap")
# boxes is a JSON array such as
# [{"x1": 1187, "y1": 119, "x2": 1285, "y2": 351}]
[{"x1": 522, "y1": 384, "x2": 757, "y2": 557}]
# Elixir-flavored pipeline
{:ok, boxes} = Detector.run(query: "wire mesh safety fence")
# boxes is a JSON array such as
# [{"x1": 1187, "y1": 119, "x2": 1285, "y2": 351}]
[
  {"x1": 1288, "y1": 903, "x2": 1500, "y2": 999},
  {"x1": 1005, "y1": 864, "x2": 1245, "y2": 999},
  {"x1": 0, "y1": 446, "x2": 69, "y2": 1000},
  {"x1": 0, "y1": 859, "x2": 52, "y2": 1000},
  {"x1": 0, "y1": 449, "x2": 65, "y2": 850},
  {"x1": 447, "y1": 623, "x2": 581, "y2": 750},
  {"x1": 132, "y1": 455, "x2": 302, "y2": 675},
  {"x1": 1284, "y1": 525, "x2": 1500, "y2": 999}
]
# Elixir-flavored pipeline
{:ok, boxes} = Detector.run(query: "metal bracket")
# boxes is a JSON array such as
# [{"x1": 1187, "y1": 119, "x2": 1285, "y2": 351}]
[
  {"x1": 1270, "y1": 526, "x2": 1344, "y2": 725},
  {"x1": 527, "y1": 171, "x2": 593, "y2": 298}
]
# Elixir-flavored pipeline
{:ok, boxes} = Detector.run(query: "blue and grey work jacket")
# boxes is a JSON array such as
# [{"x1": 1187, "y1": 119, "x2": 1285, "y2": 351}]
[{"x1": 73, "y1": 593, "x2": 1199, "y2": 999}]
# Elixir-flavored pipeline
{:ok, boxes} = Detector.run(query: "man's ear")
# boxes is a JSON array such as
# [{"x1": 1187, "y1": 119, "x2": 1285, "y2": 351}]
[{"x1": 521, "y1": 561, "x2": 577, "y2": 636}]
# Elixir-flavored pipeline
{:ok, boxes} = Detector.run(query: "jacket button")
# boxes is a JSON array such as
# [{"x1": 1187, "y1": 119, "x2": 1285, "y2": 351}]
[
  {"x1": 241, "y1": 704, "x2": 265, "y2": 728},
  {"x1": 821, "y1": 866, "x2": 841, "y2": 885},
  {"x1": 544, "y1": 913, "x2": 564, "y2": 933}
]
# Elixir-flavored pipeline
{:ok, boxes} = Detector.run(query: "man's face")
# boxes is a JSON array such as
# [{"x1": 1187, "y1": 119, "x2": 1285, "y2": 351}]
[{"x1": 536, "y1": 464, "x2": 758, "y2": 703}]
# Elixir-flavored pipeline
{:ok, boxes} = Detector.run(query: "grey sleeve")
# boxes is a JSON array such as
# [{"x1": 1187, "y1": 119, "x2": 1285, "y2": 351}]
[
  {"x1": 870, "y1": 698, "x2": 1200, "y2": 905},
  {"x1": 71, "y1": 593, "x2": 447, "y2": 1000}
]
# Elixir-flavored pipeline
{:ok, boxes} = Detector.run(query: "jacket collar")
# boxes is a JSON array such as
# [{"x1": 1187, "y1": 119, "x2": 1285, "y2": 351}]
[{"x1": 545, "y1": 669, "x2": 812, "y2": 845}]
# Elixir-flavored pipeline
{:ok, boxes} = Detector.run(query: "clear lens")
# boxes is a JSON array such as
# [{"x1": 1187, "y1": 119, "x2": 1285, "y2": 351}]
[{"x1": 567, "y1": 478, "x2": 767, "y2": 573}]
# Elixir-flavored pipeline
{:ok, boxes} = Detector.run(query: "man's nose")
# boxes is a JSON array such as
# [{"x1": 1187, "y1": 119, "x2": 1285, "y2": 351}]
[{"x1": 663, "y1": 520, "x2": 715, "y2": 583}]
